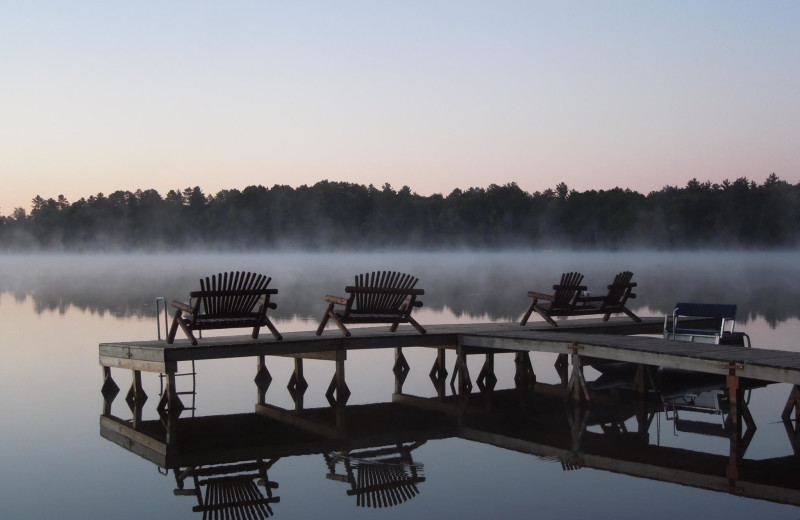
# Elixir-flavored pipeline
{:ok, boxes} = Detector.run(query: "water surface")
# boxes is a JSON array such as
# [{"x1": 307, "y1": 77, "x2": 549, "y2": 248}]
[{"x1": 1, "y1": 251, "x2": 799, "y2": 519}]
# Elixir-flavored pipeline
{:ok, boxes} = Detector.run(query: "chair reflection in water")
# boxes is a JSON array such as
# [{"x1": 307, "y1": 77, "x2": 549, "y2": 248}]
[
  {"x1": 173, "y1": 459, "x2": 280, "y2": 519},
  {"x1": 325, "y1": 442, "x2": 426, "y2": 508}
]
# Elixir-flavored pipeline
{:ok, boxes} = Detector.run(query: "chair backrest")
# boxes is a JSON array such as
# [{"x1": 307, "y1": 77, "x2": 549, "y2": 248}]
[
  {"x1": 352, "y1": 271, "x2": 419, "y2": 312},
  {"x1": 668, "y1": 302, "x2": 737, "y2": 337},
  {"x1": 197, "y1": 475, "x2": 276, "y2": 519},
  {"x1": 674, "y1": 302, "x2": 737, "y2": 320},
  {"x1": 352, "y1": 461, "x2": 422, "y2": 507},
  {"x1": 552, "y1": 272, "x2": 585, "y2": 307},
  {"x1": 604, "y1": 271, "x2": 636, "y2": 305},
  {"x1": 187, "y1": 460, "x2": 279, "y2": 519},
  {"x1": 327, "y1": 443, "x2": 426, "y2": 508},
  {"x1": 197, "y1": 271, "x2": 272, "y2": 317}
]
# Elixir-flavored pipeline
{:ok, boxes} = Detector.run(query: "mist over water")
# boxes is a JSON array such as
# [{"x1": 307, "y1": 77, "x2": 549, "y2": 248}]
[{"x1": 1, "y1": 250, "x2": 798, "y2": 326}]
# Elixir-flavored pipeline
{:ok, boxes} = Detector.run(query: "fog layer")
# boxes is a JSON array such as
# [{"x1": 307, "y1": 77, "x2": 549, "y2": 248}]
[{"x1": 1, "y1": 251, "x2": 798, "y2": 327}]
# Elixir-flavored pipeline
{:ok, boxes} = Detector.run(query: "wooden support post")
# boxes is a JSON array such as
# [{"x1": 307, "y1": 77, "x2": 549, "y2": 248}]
[
  {"x1": 781, "y1": 384, "x2": 800, "y2": 421},
  {"x1": 449, "y1": 350, "x2": 460, "y2": 393},
  {"x1": 565, "y1": 345, "x2": 590, "y2": 405},
  {"x1": 255, "y1": 355, "x2": 271, "y2": 406},
  {"x1": 131, "y1": 370, "x2": 144, "y2": 428},
  {"x1": 293, "y1": 358, "x2": 305, "y2": 411},
  {"x1": 476, "y1": 353, "x2": 496, "y2": 392},
  {"x1": 632, "y1": 364, "x2": 657, "y2": 395},
  {"x1": 335, "y1": 349, "x2": 348, "y2": 435},
  {"x1": 514, "y1": 351, "x2": 536, "y2": 408},
  {"x1": 726, "y1": 367, "x2": 741, "y2": 489},
  {"x1": 164, "y1": 371, "x2": 178, "y2": 446},
  {"x1": 429, "y1": 348, "x2": 447, "y2": 400},
  {"x1": 393, "y1": 347, "x2": 411, "y2": 394},
  {"x1": 455, "y1": 344, "x2": 472, "y2": 397},
  {"x1": 782, "y1": 385, "x2": 800, "y2": 456},
  {"x1": 395, "y1": 348, "x2": 403, "y2": 394},
  {"x1": 554, "y1": 353, "x2": 569, "y2": 387},
  {"x1": 566, "y1": 404, "x2": 590, "y2": 452},
  {"x1": 476, "y1": 352, "x2": 496, "y2": 410},
  {"x1": 783, "y1": 412, "x2": 800, "y2": 456},
  {"x1": 101, "y1": 366, "x2": 119, "y2": 416},
  {"x1": 635, "y1": 401, "x2": 655, "y2": 435},
  {"x1": 514, "y1": 351, "x2": 536, "y2": 389},
  {"x1": 727, "y1": 366, "x2": 741, "y2": 430}
]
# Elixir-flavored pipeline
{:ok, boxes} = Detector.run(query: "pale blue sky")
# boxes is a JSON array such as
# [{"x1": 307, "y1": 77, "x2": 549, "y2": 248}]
[{"x1": 2, "y1": 1, "x2": 798, "y2": 214}]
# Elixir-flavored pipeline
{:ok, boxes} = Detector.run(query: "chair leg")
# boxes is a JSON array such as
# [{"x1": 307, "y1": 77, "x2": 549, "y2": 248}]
[
  {"x1": 262, "y1": 317, "x2": 283, "y2": 341},
  {"x1": 167, "y1": 312, "x2": 181, "y2": 344},
  {"x1": 520, "y1": 300, "x2": 536, "y2": 325},
  {"x1": 329, "y1": 313, "x2": 351, "y2": 337},
  {"x1": 407, "y1": 316, "x2": 427, "y2": 335},
  {"x1": 169, "y1": 312, "x2": 198, "y2": 345},
  {"x1": 316, "y1": 304, "x2": 333, "y2": 336},
  {"x1": 534, "y1": 306, "x2": 558, "y2": 327},
  {"x1": 624, "y1": 308, "x2": 642, "y2": 322},
  {"x1": 177, "y1": 320, "x2": 198, "y2": 345}
]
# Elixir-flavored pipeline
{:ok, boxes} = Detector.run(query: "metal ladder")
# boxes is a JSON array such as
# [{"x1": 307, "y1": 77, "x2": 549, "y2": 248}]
[{"x1": 155, "y1": 297, "x2": 197, "y2": 416}]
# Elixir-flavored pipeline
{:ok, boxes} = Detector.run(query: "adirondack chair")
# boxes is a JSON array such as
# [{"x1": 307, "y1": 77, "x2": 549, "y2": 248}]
[
  {"x1": 324, "y1": 442, "x2": 426, "y2": 508},
  {"x1": 520, "y1": 272, "x2": 586, "y2": 326},
  {"x1": 174, "y1": 459, "x2": 280, "y2": 519},
  {"x1": 315, "y1": 271, "x2": 425, "y2": 337},
  {"x1": 167, "y1": 271, "x2": 282, "y2": 344},
  {"x1": 576, "y1": 270, "x2": 641, "y2": 323}
]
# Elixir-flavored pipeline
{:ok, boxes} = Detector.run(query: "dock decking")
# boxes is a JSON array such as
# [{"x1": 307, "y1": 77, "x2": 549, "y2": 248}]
[
  {"x1": 100, "y1": 316, "x2": 800, "y2": 428},
  {"x1": 100, "y1": 316, "x2": 800, "y2": 387}
]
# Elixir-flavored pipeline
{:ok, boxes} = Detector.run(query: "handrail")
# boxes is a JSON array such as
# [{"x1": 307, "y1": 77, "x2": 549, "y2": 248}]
[{"x1": 155, "y1": 297, "x2": 169, "y2": 340}]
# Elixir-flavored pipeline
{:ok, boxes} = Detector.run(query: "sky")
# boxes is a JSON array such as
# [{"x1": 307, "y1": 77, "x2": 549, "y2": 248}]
[{"x1": 2, "y1": 1, "x2": 799, "y2": 215}]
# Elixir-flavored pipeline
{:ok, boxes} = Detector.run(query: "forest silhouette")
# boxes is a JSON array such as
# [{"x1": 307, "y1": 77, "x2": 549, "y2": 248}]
[{"x1": 1, "y1": 173, "x2": 797, "y2": 250}]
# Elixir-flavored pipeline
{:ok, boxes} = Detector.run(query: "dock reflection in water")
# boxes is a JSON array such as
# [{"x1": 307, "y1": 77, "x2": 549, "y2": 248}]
[{"x1": 100, "y1": 347, "x2": 800, "y2": 517}]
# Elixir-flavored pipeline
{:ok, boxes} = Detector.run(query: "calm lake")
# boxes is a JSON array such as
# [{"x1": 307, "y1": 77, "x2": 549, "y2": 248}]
[{"x1": 1, "y1": 251, "x2": 799, "y2": 519}]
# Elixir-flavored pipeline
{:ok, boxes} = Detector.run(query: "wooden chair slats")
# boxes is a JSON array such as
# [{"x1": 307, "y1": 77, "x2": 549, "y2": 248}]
[
  {"x1": 188, "y1": 467, "x2": 279, "y2": 519},
  {"x1": 316, "y1": 271, "x2": 426, "y2": 337},
  {"x1": 168, "y1": 271, "x2": 282, "y2": 344},
  {"x1": 326, "y1": 443, "x2": 425, "y2": 509},
  {"x1": 353, "y1": 463, "x2": 420, "y2": 507}
]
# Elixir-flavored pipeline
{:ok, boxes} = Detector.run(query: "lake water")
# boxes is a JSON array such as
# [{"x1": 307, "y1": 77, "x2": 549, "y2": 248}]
[{"x1": 1, "y1": 251, "x2": 799, "y2": 519}]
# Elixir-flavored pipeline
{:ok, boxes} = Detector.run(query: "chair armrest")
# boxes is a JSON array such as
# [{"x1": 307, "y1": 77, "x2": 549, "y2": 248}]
[
  {"x1": 552, "y1": 284, "x2": 588, "y2": 292},
  {"x1": 401, "y1": 296, "x2": 424, "y2": 308},
  {"x1": 171, "y1": 300, "x2": 194, "y2": 313},
  {"x1": 527, "y1": 291, "x2": 554, "y2": 301},
  {"x1": 608, "y1": 282, "x2": 637, "y2": 289},
  {"x1": 575, "y1": 295, "x2": 606, "y2": 304},
  {"x1": 324, "y1": 295, "x2": 349, "y2": 306}
]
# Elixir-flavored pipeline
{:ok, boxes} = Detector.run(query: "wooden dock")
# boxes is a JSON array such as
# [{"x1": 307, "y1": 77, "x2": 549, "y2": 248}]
[
  {"x1": 99, "y1": 317, "x2": 800, "y2": 511},
  {"x1": 99, "y1": 318, "x2": 666, "y2": 371},
  {"x1": 100, "y1": 316, "x2": 800, "y2": 420}
]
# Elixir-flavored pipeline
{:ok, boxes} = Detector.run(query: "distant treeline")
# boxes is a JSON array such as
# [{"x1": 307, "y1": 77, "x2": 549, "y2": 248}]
[{"x1": 1, "y1": 173, "x2": 798, "y2": 250}]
